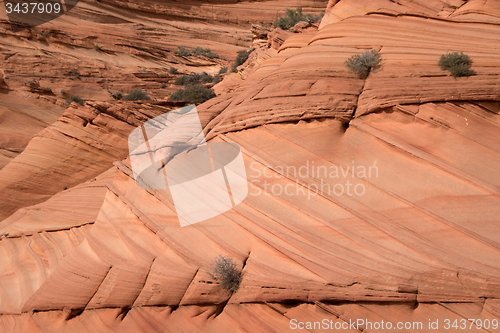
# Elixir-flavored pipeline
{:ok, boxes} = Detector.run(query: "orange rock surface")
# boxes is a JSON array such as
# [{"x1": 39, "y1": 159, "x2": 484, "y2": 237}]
[{"x1": 1, "y1": 0, "x2": 500, "y2": 331}]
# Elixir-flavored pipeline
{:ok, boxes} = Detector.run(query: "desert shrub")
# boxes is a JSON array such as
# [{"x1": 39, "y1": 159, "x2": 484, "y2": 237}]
[
  {"x1": 169, "y1": 67, "x2": 179, "y2": 74},
  {"x1": 173, "y1": 76, "x2": 186, "y2": 86},
  {"x1": 303, "y1": 12, "x2": 324, "y2": 23},
  {"x1": 213, "y1": 67, "x2": 227, "y2": 83},
  {"x1": 160, "y1": 82, "x2": 167, "y2": 89},
  {"x1": 231, "y1": 49, "x2": 254, "y2": 73},
  {"x1": 122, "y1": 88, "x2": 151, "y2": 101},
  {"x1": 70, "y1": 69, "x2": 80, "y2": 79},
  {"x1": 174, "y1": 72, "x2": 216, "y2": 86},
  {"x1": 214, "y1": 67, "x2": 229, "y2": 83},
  {"x1": 109, "y1": 91, "x2": 123, "y2": 100},
  {"x1": 274, "y1": 7, "x2": 303, "y2": 29},
  {"x1": 345, "y1": 49, "x2": 382, "y2": 79},
  {"x1": 168, "y1": 84, "x2": 216, "y2": 104},
  {"x1": 66, "y1": 95, "x2": 84, "y2": 105},
  {"x1": 172, "y1": 45, "x2": 224, "y2": 58},
  {"x1": 174, "y1": 45, "x2": 191, "y2": 57},
  {"x1": 174, "y1": 46, "x2": 223, "y2": 59},
  {"x1": 94, "y1": 44, "x2": 102, "y2": 51},
  {"x1": 208, "y1": 255, "x2": 241, "y2": 292},
  {"x1": 192, "y1": 47, "x2": 223, "y2": 59},
  {"x1": 168, "y1": 89, "x2": 185, "y2": 101},
  {"x1": 273, "y1": 8, "x2": 322, "y2": 29},
  {"x1": 438, "y1": 52, "x2": 475, "y2": 78}
]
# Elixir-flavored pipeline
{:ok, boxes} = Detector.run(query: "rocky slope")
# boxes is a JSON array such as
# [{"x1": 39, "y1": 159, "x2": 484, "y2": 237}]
[{"x1": 1, "y1": 0, "x2": 500, "y2": 332}]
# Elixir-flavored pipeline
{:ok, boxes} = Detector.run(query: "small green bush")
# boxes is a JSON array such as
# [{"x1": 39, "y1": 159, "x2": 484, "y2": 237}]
[
  {"x1": 66, "y1": 95, "x2": 84, "y2": 105},
  {"x1": 438, "y1": 52, "x2": 475, "y2": 78},
  {"x1": 160, "y1": 82, "x2": 167, "y2": 89},
  {"x1": 303, "y1": 12, "x2": 324, "y2": 23},
  {"x1": 70, "y1": 69, "x2": 80, "y2": 79},
  {"x1": 168, "y1": 84, "x2": 216, "y2": 104},
  {"x1": 231, "y1": 49, "x2": 254, "y2": 73},
  {"x1": 122, "y1": 89, "x2": 151, "y2": 101},
  {"x1": 273, "y1": 8, "x2": 323, "y2": 30},
  {"x1": 110, "y1": 91, "x2": 123, "y2": 100},
  {"x1": 169, "y1": 67, "x2": 179, "y2": 74},
  {"x1": 174, "y1": 46, "x2": 223, "y2": 59},
  {"x1": 274, "y1": 7, "x2": 303, "y2": 29},
  {"x1": 212, "y1": 67, "x2": 228, "y2": 83},
  {"x1": 345, "y1": 49, "x2": 382, "y2": 79},
  {"x1": 192, "y1": 47, "x2": 223, "y2": 59},
  {"x1": 174, "y1": 72, "x2": 216, "y2": 86},
  {"x1": 174, "y1": 46, "x2": 191, "y2": 57},
  {"x1": 208, "y1": 255, "x2": 242, "y2": 292}
]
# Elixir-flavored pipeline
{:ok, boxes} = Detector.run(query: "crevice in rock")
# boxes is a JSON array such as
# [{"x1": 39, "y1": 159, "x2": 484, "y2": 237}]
[
  {"x1": 1, "y1": 223, "x2": 95, "y2": 239},
  {"x1": 116, "y1": 306, "x2": 131, "y2": 321},
  {"x1": 130, "y1": 258, "x2": 156, "y2": 307},
  {"x1": 176, "y1": 268, "x2": 200, "y2": 307},
  {"x1": 82, "y1": 265, "x2": 113, "y2": 310},
  {"x1": 64, "y1": 307, "x2": 85, "y2": 321}
]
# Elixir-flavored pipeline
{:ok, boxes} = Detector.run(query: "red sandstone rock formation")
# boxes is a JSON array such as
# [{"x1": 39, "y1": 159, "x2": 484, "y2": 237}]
[{"x1": 1, "y1": 0, "x2": 500, "y2": 331}]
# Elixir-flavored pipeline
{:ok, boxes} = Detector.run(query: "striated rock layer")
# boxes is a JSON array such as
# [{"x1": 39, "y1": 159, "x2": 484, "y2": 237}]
[
  {"x1": 1, "y1": 99, "x2": 500, "y2": 331},
  {"x1": 198, "y1": 14, "x2": 500, "y2": 140},
  {"x1": 1, "y1": 0, "x2": 500, "y2": 332}
]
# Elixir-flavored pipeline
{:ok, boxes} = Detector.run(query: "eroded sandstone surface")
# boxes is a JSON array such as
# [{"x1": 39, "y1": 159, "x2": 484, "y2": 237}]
[{"x1": 0, "y1": 0, "x2": 500, "y2": 331}]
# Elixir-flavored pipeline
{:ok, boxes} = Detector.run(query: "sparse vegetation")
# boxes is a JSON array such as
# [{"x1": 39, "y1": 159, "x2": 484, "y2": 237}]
[
  {"x1": 168, "y1": 84, "x2": 216, "y2": 104},
  {"x1": 122, "y1": 89, "x2": 151, "y2": 101},
  {"x1": 208, "y1": 255, "x2": 242, "y2": 292},
  {"x1": 231, "y1": 49, "x2": 254, "y2": 73},
  {"x1": 438, "y1": 52, "x2": 475, "y2": 78},
  {"x1": 305, "y1": 12, "x2": 324, "y2": 23},
  {"x1": 108, "y1": 90, "x2": 123, "y2": 100},
  {"x1": 60, "y1": 90, "x2": 66, "y2": 96},
  {"x1": 66, "y1": 95, "x2": 84, "y2": 105},
  {"x1": 273, "y1": 7, "x2": 323, "y2": 30},
  {"x1": 345, "y1": 49, "x2": 382, "y2": 79},
  {"x1": 169, "y1": 67, "x2": 179, "y2": 74},
  {"x1": 192, "y1": 46, "x2": 223, "y2": 59},
  {"x1": 174, "y1": 46, "x2": 224, "y2": 59},
  {"x1": 94, "y1": 44, "x2": 102, "y2": 51},
  {"x1": 213, "y1": 67, "x2": 228, "y2": 83},
  {"x1": 174, "y1": 72, "x2": 217, "y2": 86},
  {"x1": 174, "y1": 45, "x2": 192, "y2": 57},
  {"x1": 70, "y1": 69, "x2": 80, "y2": 79},
  {"x1": 160, "y1": 82, "x2": 167, "y2": 89}
]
